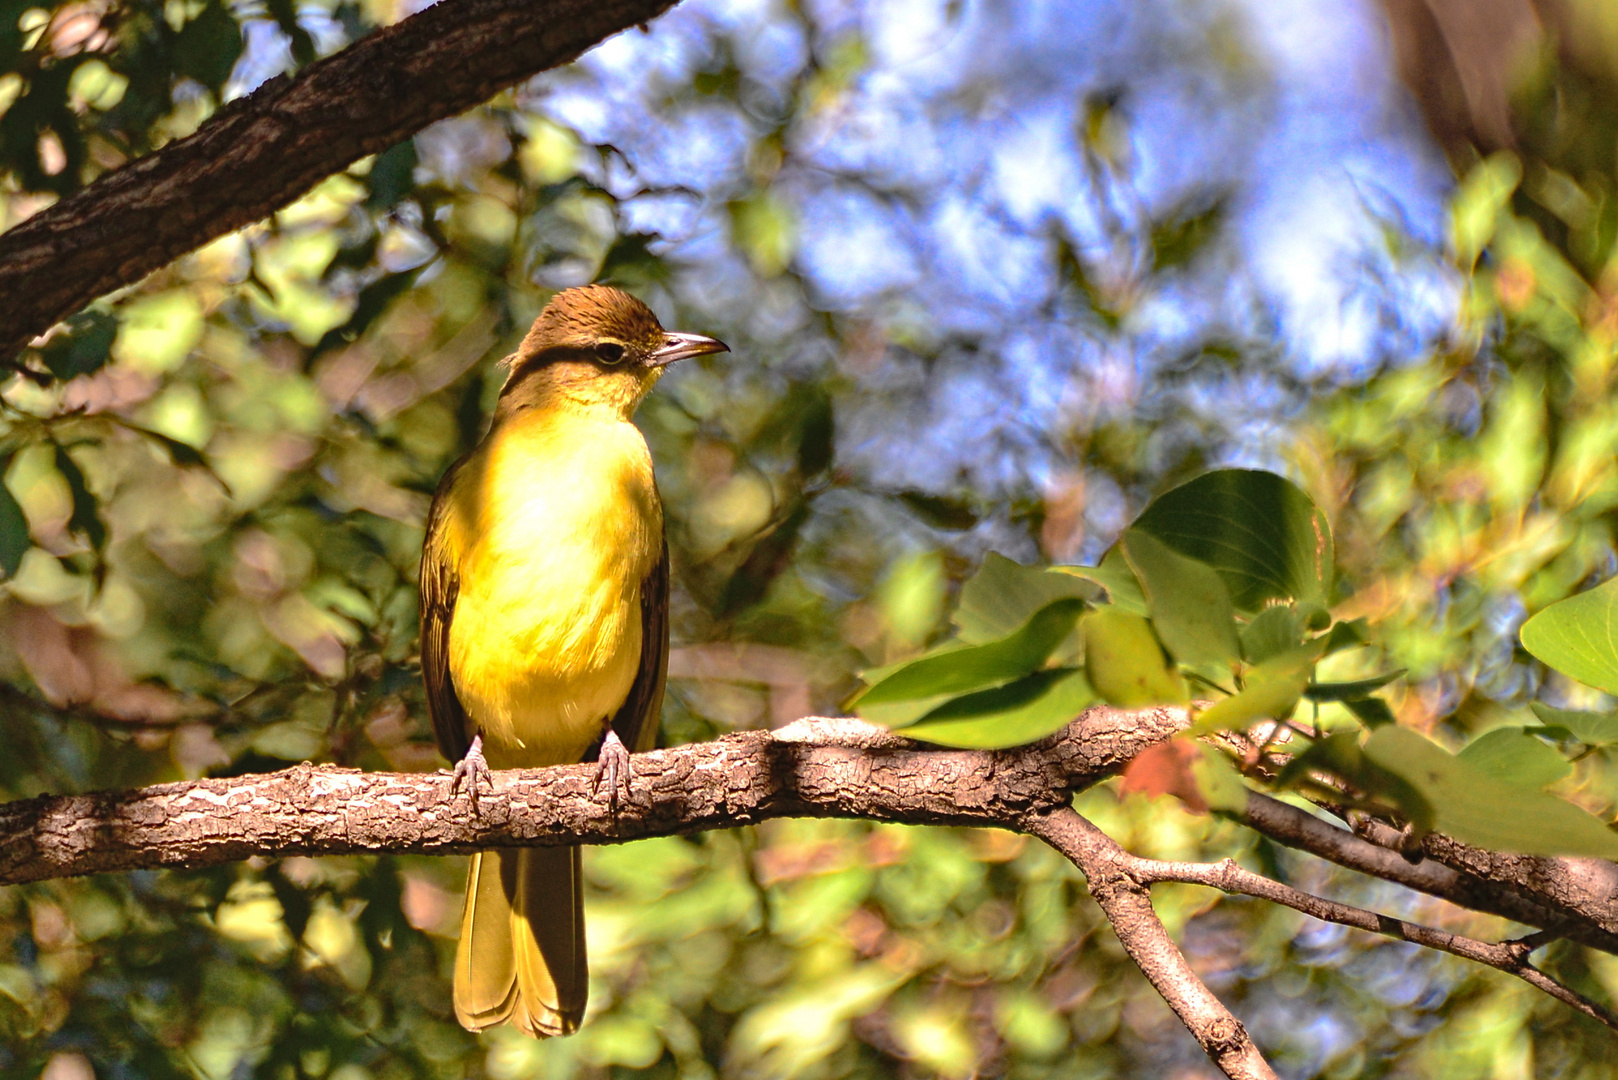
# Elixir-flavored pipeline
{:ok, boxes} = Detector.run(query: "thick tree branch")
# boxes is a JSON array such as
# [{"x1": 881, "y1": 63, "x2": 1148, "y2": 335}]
[
  {"x1": 0, "y1": 708, "x2": 1189, "y2": 885},
  {"x1": 0, "y1": 0, "x2": 681, "y2": 362},
  {"x1": 1024, "y1": 808, "x2": 1279, "y2": 1080},
  {"x1": 1129, "y1": 855, "x2": 1618, "y2": 1031}
]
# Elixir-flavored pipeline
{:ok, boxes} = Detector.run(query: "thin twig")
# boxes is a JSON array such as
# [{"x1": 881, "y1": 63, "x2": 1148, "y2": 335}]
[
  {"x1": 1024, "y1": 807, "x2": 1279, "y2": 1080},
  {"x1": 1128, "y1": 855, "x2": 1618, "y2": 1031}
]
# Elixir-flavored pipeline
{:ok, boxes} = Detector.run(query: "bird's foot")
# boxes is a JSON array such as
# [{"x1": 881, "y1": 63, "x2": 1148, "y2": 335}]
[
  {"x1": 450, "y1": 735, "x2": 495, "y2": 812},
  {"x1": 592, "y1": 728, "x2": 633, "y2": 812}
]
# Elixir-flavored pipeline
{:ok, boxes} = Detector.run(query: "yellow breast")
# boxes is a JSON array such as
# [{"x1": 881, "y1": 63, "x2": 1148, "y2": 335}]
[{"x1": 440, "y1": 407, "x2": 662, "y2": 768}]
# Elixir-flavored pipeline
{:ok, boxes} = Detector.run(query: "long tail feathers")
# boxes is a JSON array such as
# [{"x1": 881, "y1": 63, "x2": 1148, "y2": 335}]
[{"x1": 454, "y1": 847, "x2": 586, "y2": 1037}]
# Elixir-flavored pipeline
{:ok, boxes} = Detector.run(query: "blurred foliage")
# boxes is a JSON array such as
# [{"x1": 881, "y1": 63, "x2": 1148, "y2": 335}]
[{"x1": 1, "y1": 0, "x2": 1618, "y2": 1077}]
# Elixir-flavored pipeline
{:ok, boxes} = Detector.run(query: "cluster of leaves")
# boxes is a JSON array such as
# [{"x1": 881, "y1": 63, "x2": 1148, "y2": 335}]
[{"x1": 854, "y1": 467, "x2": 1618, "y2": 862}]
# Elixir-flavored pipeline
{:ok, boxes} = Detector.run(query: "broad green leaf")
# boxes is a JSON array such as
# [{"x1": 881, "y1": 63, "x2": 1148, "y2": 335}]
[
  {"x1": 1133, "y1": 469, "x2": 1332, "y2": 612},
  {"x1": 1528, "y1": 703, "x2": 1618, "y2": 747},
  {"x1": 1122, "y1": 530, "x2": 1240, "y2": 671},
  {"x1": 1304, "y1": 671, "x2": 1404, "y2": 702},
  {"x1": 1520, "y1": 577, "x2": 1618, "y2": 694},
  {"x1": 855, "y1": 598, "x2": 1086, "y2": 707},
  {"x1": 1456, "y1": 728, "x2": 1571, "y2": 790},
  {"x1": 1278, "y1": 731, "x2": 1430, "y2": 831},
  {"x1": 0, "y1": 461, "x2": 28, "y2": 579},
  {"x1": 1055, "y1": 546, "x2": 1147, "y2": 617},
  {"x1": 1083, "y1": 609, "x2": 1186, "y2": 706},
  {"x1": 955, "y1": 553, "x2": 1098, "y2": 645},
  {"x1": 899, "y1": 668, "x2": 1096, "y2": 749},
  {"x1": 1240, "y1": 604, "x2": 1306, "y2": 664},
  {"x1": 1192, "y1": 643, "x2": 1319, "y2": 733},
  {"x1": 39, "y1": 310, "x2": 117, "y2": 381},
  {"x1": 1363, "y1": 727, "x2": 1618, "y2": 858}
]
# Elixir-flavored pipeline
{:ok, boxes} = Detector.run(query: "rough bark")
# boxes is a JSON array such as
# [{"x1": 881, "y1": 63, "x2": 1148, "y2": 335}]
[
  {"x1": 0, "y1": 708, "x2": 1189, "y2": 886},
  {"x1": 0, "y1": 0, "x2": 680, "y2": 363}
]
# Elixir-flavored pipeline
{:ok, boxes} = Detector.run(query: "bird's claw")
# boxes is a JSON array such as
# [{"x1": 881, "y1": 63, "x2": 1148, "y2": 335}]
[
  {"x1": 450, "y1": 734, "x2": 495, "y2": 812},
  {"x1": 592, "y1": 728, "x2": 633, "y2": 812}
]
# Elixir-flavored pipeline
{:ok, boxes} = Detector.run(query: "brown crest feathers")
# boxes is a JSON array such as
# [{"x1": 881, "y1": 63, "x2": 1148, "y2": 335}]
[{"x1": 517, "y1": 285, "x2": 665, "y2": 359}]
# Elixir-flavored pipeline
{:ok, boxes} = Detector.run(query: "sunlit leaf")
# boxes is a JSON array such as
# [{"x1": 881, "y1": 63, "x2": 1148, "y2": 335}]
[
  {"x1": 1240, "y1": 603, "x2": 1305, "y2": 664},
  {"x1": 1528, "y1": 703, "x2": 1618, "y2": 747},
  {"x1": 1056, "y1": 546, "x2": 1148, "y2": 617},
  {"x1": 1122, "y1": 529, "x2": 1240, "y2": 671},
  {"x1": 899, "y1": 668, "x2": 1095, "y2": 748},
  {"x1": 1520, "y1": 576, "x2": 1618, "y2": 694},
  {"x1": 955, "y1": 553, "x2": 1098, "y2": 645},
  {"x1": 1192, "y1": 643, "x2": 1319, "y2": 733},
  {"x1": 1456, "y1": 728, "x2": 1572, "y2": 790},
  {"x1": 1133, "y1": 469, "x2": 1332, "y2": 612},
  {"x1": 1083, "y1": 609, "x2": 1185, "y2": 706},
  {"x1": 1363, "y1": 727, "x2": 1618, "y2": 858},
  {"x1": 855, "y1": 598, "x2": 1087, "y2": 707}
]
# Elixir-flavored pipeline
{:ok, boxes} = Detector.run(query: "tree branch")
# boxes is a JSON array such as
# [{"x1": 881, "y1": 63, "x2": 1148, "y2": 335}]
[
  {"x1": 1024, "y1": 808, "x2": 1279, "y2": 1080},
  {"x1": 1129, "y1": 855, "x2": 1618, "y2": 1031},
  {"x1": 1240, "y1": 792, "x2": 1618, "y2": 955},
  {"x1": 0, "y1": 708, "x2": 1189, "y2": 885},
  {"x1": 0, "y1": 0, "x2": 682, "y2": 363}
]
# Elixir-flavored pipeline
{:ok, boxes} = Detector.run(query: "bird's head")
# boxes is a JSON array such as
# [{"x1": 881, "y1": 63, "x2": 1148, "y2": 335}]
[{"x1": 496, "y1": 285, "x2": 729, "y2": 419}]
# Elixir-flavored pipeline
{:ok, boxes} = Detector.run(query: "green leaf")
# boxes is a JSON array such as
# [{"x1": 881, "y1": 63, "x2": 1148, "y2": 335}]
[
  {"x1": 1240, "y1": 604, "x2": 1306, "y2": 664},
  {"x1": 172, "y1": 0, "x2": 246, "y2": 91},
  {"x1": 854, "y1": 598, "x2": 1087, "y2": 708},
  {"x1": 53, "y1": 445, "x2": 106, "y2": 552},
  {"x1": 1056, "y1": 546, "x2": 1148, "y2": 617},
  {"x1": 1363, "y1": 727, "x2": 1618, "y2": 858},
  {"x1": 1277, "y1": 731, "x2": 1430, "y2": 830},
  {"x1": 954, "y1": 553, "x2": 1098, "y2": 645},
  {"x1": 1520, "y1": 576, "x2": 1618, "y2": 694},
  {"x1": 1083, "y1": 609, "x2": 1186, "y2": 706},
  {"x1": 1456, "y1": 728, "x2": 1572, "y2": 790},
  {"x1": 39, "y1": 311, "x2": 116, "y2": 381},
  {"x1": 1528, "y1": 703, "x2": 1618, "y2": 747},
  {"x1": 899, "y1": 668, "x2": 1096, "y2": 748},
  {"x1": 1191, "y1": 643, "x2": 1319, "y2": 733},
  {"x1": 1343, "y1": 697, "x2": 1397, "y2": 728},
  {"x1": 1322, "y1": 617, "x2": 1369, "y2": 655},
  {"x1": 1122, "y1": 530, "x2": 1240, "y2": 671},
  {"x1": 0, "y1": 458, "x2": 29, "y2": 578},
  {"x1": 1304, "y1": 671, "x2": 1405, "y2": 702},
  {"x1": 1133, "y1": 469, "x2": 1332, "y2": 612}
]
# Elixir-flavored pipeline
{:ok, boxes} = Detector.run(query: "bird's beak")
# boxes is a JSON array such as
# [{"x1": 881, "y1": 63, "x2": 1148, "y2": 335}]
[{"x1": 649, "y1": 331, "x2": 729, "y2": 367}]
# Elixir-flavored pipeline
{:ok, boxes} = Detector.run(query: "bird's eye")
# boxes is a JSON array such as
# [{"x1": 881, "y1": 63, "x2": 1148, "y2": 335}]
[{"x1": 595, "y1": 342, "x2": 626, "y2": 365}]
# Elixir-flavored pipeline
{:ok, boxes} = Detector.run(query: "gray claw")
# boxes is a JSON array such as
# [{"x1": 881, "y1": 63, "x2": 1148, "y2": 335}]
[
  {"x1": 592, "y1": 728, "x2": 633, "y2": 812},
  {"x1": 450, "y1": 734, "x2": 495, "y2": 812}
]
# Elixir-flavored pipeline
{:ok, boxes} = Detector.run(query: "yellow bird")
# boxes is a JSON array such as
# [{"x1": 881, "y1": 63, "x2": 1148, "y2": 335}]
[{"x1": 419, "y1": 285, "x2": 728, "y2": 1037}]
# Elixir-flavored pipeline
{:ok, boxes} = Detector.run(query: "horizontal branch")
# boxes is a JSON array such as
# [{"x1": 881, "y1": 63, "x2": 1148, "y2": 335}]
[
  {"x1": 0, "y1": 707, "x2": 1189, "y2": 886},
  {"x1": 0, "y1": 0, "x2": 680, "y2": 362}
]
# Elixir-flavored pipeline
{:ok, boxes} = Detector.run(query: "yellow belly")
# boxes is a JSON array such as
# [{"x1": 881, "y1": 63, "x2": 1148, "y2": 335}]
[{"x1": 443, "y1": 408, "x2": 662, "y2": 769}]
